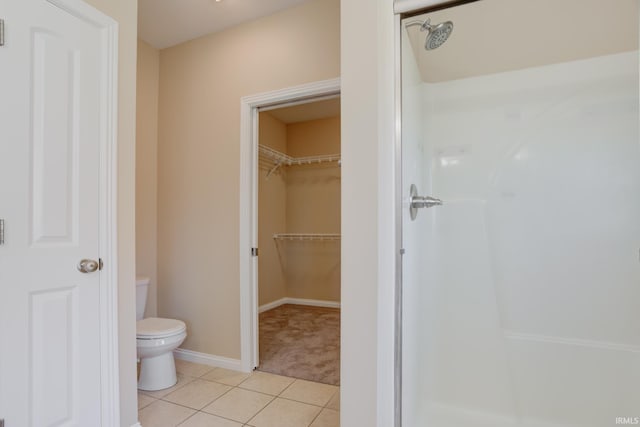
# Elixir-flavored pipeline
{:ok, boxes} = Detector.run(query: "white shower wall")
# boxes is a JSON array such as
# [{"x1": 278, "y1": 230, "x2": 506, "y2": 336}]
[{"x1": 404, "y1": 51, "x2": 640, "y2": 426}]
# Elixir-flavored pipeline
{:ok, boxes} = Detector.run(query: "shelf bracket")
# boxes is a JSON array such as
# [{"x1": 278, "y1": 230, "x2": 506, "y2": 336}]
[{"x1": 266, "y1": 161, "x2": 282, "y2": 179}]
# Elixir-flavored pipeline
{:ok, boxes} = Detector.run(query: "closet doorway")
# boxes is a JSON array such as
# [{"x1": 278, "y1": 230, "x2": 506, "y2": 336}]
[
  {"x1": 239, "y1": 79, "x2": 341, "y2": 383},
  {"x1": 255, "y1": 96, "x2": 341, "y2": 386}
]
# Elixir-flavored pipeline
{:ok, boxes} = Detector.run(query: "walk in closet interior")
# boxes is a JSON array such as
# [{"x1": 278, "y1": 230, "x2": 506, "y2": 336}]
[{"x1": 256, "y1": 98, "x2": 341, "y2": 385}]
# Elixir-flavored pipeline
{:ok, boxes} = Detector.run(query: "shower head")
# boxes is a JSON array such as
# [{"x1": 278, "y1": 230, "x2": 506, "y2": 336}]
[
  {"x1": 424, "y1": 19, "x2": 453, "y2": 50},
  {"x1": 406, "y1": 18, "x2": 454, "y2": 50}
]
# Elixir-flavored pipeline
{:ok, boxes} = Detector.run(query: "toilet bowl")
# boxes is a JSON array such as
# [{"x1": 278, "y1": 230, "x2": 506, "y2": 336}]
[
  {"x1": 136, "y1": 277, "x2": 187, "y2": 391},
  {"x1": 137, "y1": 317, "x2": 186, "y2": 391}
]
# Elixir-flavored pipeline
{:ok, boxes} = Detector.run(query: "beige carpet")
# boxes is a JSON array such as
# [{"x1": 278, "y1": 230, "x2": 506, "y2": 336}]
[{"x1": 258, "y1": 304, "x2": 340, "y2": 385}]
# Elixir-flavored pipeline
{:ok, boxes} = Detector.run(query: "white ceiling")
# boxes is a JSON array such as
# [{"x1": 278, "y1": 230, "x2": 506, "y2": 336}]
[
  {"x1": 138, "y1": 0, "x2": 312, "y2": 49},
  {"x1": 406, "y1": 0, "x2": 639, "y2": 82}
]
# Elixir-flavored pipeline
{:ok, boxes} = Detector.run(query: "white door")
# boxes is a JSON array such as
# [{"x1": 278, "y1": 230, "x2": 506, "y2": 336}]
[{"x1": 0, "y1": 0, "x2": 111, "y2": 425}]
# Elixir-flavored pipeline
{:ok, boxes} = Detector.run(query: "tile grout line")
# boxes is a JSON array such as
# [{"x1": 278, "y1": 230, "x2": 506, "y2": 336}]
[
  {"x1": 139, "y1": 363, "x2": 340, "y2": 426},
  {"x1": 141, "y1": 385, "x2": 339, "y2": 422},
  {"x1": 140, "y1": 373, "x2": 197, "y2": 399},
  {"x1": 243, "y1": 378, "x2": 329, "y2": 427},
  {"x1": 197, "y1": 375, "x2": 280, "y2": 425},
  {"x1": 277, "y1": 395, "x2": 331, "y2": 409},
  {"x1": 243, "y1": 393, "x2": 278, "y2": 426},
  {"x1": 307, "y1": 408, "x2": 323, "y2": 427},
  {"x1": 197, "y1": 382, "x2": 239, "y2": 413},
  {"x1": 195, "y1": 405, "x2": 250, "y2": 427},
  {"x1": 155, "y1": 365, "x2": 243, "y2": 410},
  {"x1": 175, "y1": 410, "x2": 199, "y2": 426},
  {"x1": 152, "y1": 398, "x2": 201, "y2": 413},
  {"x1": 277, "y1": 378, "x2": 298, "y2": 396},
  {"x1": 149, "y1": 385, "x2": 263, "y2": 426},
  {"x1": 138, "y1": 398, "x2": 197, "y2": 427},
  {"x1": 278, "y1": 377, "x2": 339, "y2": 408},
  {"x1": 324, "y1": 389, "x2": 340, "y2": 409},
  {"x1": 160, "y1": 381, "x2": 236, "y2": 412}
]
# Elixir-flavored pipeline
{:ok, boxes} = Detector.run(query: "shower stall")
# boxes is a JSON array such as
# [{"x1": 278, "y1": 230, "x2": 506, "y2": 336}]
[{"x1": 397, "y1": 0, "x2": 640, "y2": 426}]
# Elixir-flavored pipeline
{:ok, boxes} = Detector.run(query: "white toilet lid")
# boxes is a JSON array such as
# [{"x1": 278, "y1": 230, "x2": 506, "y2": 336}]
[{"x1": 137, "y1": 317, "x2": 186, "y2": 338}]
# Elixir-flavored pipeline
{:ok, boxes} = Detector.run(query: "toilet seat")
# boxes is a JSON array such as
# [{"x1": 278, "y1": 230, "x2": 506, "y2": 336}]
[{"x1": 137, "y1": 317, "x2": 186, "y2": 339}]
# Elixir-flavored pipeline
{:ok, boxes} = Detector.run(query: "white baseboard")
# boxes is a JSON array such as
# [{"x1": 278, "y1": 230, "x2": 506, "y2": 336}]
[
  {"x1": 258, "y1": 297, "x2": 288, "y2": 313},
  {"x1": 258, "y1": 297, "x2": 340, "y2": 313},
  {"x1": 173, "y1": 348, "x2": 245, "y2": 372},
  {"x1": 131, "y1": 423, "x2": 142, "y2": 427},
  {"x1": 287, "y1": 297, "x2": 341, "y2": 309}
]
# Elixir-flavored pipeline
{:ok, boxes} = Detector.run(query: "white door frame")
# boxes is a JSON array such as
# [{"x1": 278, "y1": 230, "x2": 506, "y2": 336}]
[
  {"x1": 47, "y1": 0, "x2": 120, "y2": 422},
  {"x1": 238, "y1": 78, "x2": 341, "y2": 371}
]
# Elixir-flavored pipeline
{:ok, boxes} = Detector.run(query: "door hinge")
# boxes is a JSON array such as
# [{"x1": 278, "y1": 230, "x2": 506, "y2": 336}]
[
  {"x1": 0, "y1": 219, "x2": 4, "y2": 245},
  {"x1": 0, "y1": 19, "x2": 5, "y2": 47},
  {"x1": 251, "y1": 247, "x2": 259, "y2": 257}
]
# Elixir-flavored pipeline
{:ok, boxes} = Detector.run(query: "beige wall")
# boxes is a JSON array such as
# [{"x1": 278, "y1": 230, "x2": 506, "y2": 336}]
[
  {"x1": 157, "y1": 0, "x2": 340, "y2": 359},
  {"x1": 285, "y1": 117, "x2": 341, "y2": 302},
  {"x1": 136, "y1": 39, "x2": 160, "y2": 317},
  {"x1": 82, "y1": 0, "x2": 138, "y2": 426},
  {"x1": 258, "y1": 113, "x2": 288, "y2": 306}
]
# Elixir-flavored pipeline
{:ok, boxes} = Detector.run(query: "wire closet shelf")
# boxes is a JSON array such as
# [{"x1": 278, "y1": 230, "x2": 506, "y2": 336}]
[
  {"x1": 273, "y1": 233, "x2": 341, "y2": 241},
  {"x1": 259, "y1": 144, "x2": 341, "y2": 177}
]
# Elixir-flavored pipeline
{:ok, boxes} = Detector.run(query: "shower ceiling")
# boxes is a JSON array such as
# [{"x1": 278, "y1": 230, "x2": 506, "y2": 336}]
[{"x1": 406, "y1": 0, "x2": 639, "y2": 82}]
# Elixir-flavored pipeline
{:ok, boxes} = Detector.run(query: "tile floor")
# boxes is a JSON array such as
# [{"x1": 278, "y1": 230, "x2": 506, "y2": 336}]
[{"x1": 138, "y1": 359, "x2": 340, "y2": 427}]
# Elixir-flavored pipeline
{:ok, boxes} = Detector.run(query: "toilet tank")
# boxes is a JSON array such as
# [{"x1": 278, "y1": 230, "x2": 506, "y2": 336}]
[{"x1": 136, "y1": 276, "x2": 150, "y2": 321}]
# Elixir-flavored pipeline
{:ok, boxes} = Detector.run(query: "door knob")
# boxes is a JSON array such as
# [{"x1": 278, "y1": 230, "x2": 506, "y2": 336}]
[
  {"x1": 77, "y1": 259, "x2": 99, "y2": 273},
  {"x1": 409, "y1": 184, "x2": 442, "y2": 220}
]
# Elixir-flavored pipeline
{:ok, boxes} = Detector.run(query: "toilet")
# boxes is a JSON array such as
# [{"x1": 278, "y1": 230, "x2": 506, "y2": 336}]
[{"x1": 136, "y1": 276, "x2": 187, "y2": 391}]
